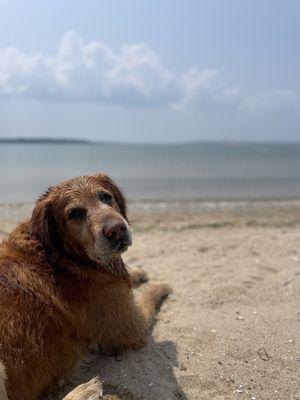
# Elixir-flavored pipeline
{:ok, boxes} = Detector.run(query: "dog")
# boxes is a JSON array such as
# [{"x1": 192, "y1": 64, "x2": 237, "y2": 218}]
[{"x1": 0, "y1": 174, "x2": 170, "y2": 400}]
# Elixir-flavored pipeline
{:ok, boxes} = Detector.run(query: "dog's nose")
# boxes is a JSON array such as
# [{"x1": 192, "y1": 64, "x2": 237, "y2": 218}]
[{"x1": 102, "y1": 218, "x2": 128, "y2": 243}]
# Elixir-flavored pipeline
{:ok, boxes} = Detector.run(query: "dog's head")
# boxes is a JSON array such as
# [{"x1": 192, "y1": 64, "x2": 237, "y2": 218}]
[{"x1": 30, "y1": 174, "x2": 131, "y2": 265}]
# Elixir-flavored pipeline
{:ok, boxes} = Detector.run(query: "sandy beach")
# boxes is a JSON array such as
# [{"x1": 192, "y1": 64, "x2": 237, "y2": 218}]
[{"x1": 0, "y1": 200, "x2": 299, "y2": 400}]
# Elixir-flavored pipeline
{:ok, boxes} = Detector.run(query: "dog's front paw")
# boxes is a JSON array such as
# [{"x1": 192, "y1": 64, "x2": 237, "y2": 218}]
[
  {"x1": 130, "y1": 268, "x2": 149, "y2": 287},
  {"x1": 148, "y1": 283, "x2": 172, "y2": 308}
]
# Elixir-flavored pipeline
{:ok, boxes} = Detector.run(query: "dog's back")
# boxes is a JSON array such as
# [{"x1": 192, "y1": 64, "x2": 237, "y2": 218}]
[{"x1": 0, "y1": 225, "x2": 79, "y2": 399}]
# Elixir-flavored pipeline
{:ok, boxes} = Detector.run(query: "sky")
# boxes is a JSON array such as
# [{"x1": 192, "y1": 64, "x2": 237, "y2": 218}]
[{"x1": 0, "y1": 0, "x2": 299, "y2": 143}]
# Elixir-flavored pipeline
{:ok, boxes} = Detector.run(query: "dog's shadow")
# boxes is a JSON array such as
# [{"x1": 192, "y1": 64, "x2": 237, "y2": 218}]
[{"x1": 54, "y1": 336, "x2": 187, "y2": 400}]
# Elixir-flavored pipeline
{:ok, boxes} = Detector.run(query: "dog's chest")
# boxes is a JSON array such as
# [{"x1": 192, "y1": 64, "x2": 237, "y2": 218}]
[{"x1": 71, "y1": 279, "x2": 131, "y2": 343}]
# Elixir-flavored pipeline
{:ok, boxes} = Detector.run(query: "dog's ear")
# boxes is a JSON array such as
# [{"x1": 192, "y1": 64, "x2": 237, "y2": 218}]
[
  {"x1": 30, "y1": 190, "x2": 62, "y2": 258},
  {"x1": 95, "y1": 174, "x2": 128, "y2": 221}
]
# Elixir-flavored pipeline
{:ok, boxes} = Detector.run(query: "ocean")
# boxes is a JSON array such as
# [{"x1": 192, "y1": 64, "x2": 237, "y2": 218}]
[{"x1": 0, "y1": 142, "x2": 300, "y2": 203}]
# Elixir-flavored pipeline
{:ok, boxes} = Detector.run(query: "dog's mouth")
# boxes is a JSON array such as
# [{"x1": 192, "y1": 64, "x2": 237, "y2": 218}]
[
  {"x1": 91, "y1": 231, "x2": 132, "y2": 262},
  {"x1": 90, "y1": 240, "x2": 131, "y2": 268},
  {"x1": 114, "y1": 240, "x2": 131, "y2": 253}
]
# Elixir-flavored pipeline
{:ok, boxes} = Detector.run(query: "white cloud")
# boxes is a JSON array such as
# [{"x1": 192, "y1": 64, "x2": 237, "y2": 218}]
[
  {"x1": 0, "y1": 31, "x2": 179, "y2": 106},
  {"x1": 173, "y1": 68, "x2": 242, "y2": 110},
  {"x1": 0, "y1": 31, "x2": 298, "y2": 112}
]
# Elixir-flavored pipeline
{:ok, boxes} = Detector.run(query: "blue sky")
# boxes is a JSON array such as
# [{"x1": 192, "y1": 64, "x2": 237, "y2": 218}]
[{"x1": 0, "y1": 0, "x2": 299, "y2": 142}]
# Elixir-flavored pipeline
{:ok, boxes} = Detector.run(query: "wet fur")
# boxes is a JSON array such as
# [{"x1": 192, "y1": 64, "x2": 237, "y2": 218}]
[{"x1": 0, "y1": 174, "x2": 170, "y2": 400}]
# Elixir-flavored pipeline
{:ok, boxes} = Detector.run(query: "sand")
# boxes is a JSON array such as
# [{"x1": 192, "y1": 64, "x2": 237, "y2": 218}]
[{"x1": 0, "y1": 200, "x2": 300, "y2": 400}]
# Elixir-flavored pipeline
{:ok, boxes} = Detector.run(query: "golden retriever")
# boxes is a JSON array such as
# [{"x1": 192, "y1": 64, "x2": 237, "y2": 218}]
[{"x1": 0, "y1": 174, "x2": 170, "y2": 400}]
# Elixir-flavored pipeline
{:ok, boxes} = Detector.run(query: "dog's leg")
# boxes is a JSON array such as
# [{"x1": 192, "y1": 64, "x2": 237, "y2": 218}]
[
  {"x1": 129, "y1": 268, "x2": 148, "y2": 288},
  {"x1": 136, "y1": 283, "x2": 171, "y2": 327},
  {"x1": 63, "y1": 377, "x2": 102, "y2": 400},
  {"x1": 0, "y1": 362, "x2": 8, "y2": 400},
  {"x1": 62, "y1": 285, "x2": 170, "y2": 400}
]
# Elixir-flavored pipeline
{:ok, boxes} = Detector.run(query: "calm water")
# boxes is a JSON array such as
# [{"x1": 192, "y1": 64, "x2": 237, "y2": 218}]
[{"x1": 0, "y1": 142, "x2": 300, "y2": 202}]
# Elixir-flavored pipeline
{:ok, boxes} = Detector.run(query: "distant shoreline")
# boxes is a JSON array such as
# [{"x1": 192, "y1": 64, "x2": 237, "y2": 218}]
[{"x1": 0, "y1": 138, "x2": 91, "y2": 144}]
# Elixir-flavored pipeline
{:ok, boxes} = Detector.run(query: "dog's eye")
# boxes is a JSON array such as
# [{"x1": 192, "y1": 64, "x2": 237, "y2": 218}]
[
  {"x1": 68, "y1": 207, "x2": 87, "y2": 220},
  {"x1": 98, "y1": 191, "x2": 113, "y2": 205}
]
